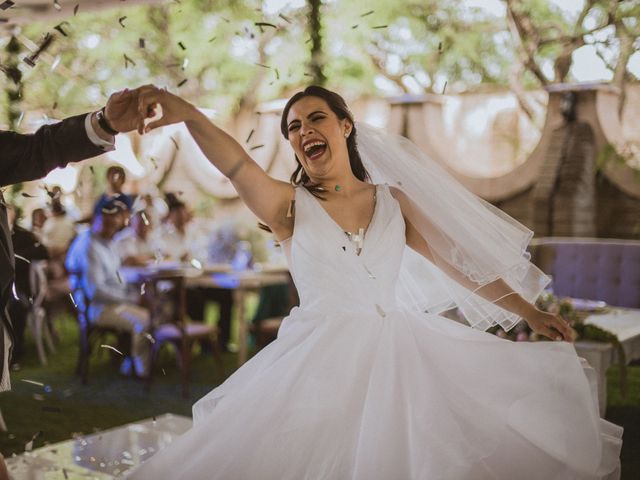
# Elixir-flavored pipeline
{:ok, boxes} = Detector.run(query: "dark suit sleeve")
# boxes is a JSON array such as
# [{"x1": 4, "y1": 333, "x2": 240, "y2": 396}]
[{"x1": 0, "y1": 113, "x2": 106, "y2": 187}]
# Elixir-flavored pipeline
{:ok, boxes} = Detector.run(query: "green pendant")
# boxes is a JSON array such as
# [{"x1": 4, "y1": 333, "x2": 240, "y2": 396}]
[{"x1": 335, "y1": 185, "x2": 342, "y2": 192}]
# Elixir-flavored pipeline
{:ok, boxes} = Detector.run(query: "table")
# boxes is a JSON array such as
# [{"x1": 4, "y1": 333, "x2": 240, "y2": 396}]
[
  {"x1": 574, "y1": 308, "x2": 640, "y2": 413},
  {"x1": 121, "y1": 263, "x2": 290, "y2": 366}
]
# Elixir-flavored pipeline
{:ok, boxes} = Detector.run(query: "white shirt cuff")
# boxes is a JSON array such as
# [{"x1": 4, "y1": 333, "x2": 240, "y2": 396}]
[{"x1": 84, "y1": 112, "x2": 116, "y2": 151}]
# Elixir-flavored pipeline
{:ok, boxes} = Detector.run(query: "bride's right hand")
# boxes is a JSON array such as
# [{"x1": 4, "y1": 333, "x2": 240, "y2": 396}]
[{"x1": 135, "y1": 84, "x2": 198, "y2": 134}]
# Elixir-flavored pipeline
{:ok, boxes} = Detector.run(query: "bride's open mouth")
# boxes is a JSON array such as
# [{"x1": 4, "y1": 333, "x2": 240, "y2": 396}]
[{"x1": 303, "y1": 141, "x2": 327, "y2": 161}]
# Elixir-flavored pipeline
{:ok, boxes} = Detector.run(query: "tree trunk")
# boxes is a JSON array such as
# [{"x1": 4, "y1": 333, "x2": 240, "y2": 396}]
[{"x1": 307, "y1": 0, "x2": 326, "y2": 86}]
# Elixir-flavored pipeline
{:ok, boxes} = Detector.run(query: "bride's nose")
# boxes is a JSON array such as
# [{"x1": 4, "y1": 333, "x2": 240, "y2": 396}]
[{"x1": 300, "y1": 123, "x2": 314, "y2": 136}]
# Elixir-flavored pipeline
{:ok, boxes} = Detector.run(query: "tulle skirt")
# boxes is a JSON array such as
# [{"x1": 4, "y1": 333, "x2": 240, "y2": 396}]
[{"x1": 128, "y1": 306, "x2": 623, "y2": 479}]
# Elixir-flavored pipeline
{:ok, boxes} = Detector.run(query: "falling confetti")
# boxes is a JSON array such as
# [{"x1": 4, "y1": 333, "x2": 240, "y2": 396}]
[
  {"x1": 21, "y1": 192, "x2": 37, "y2": 198},
  {"x1": 21, "y1": 379, "x2": 45, "y2": 387},
  {"x1": 144, "y1": 333, "x2": 155, "y2": 344},
  {"x1": 245, "y1": 129, "x2": 255, "y2": 143},
  {"x1": 124, "y1": 53, "x2": 136, "y2": 68},
  {"x1": 442, "y1": 80, "x2": 447, "y2": 94},
  {"x1": 149, "y1": 156, "x2": 158, "y2": 169},
  {"x1": 139, "y1": 38, "x2": 146, "y2": 49},
  {"x1": 351, "y1": 25, "x2": 359, "y2": 29},
  {"x1": 23, "y1": 33, "x2": 55, "y2": 67},
  {"x1": 53, "y1": 0, "x2": 61, "y2": 11},
  {"x1": 73, "y1": 4, "x2": 79, "y2": 15},
  {"x1": 249, "y1": 144, "x2": 264, "y2": 151},
  {"x1": 116, "y1": 270, "x2": 123, "y2": 283},
  {"x1": 255, "y1": 21, "x2": 277, "y2": 30},
  {"x1": 438, "y1": 41, "x2": 443, "y2": 53},
  {"x1": 255, "y1": 63, "x2": 271, "y2": 69},
  {"x1": 360, "y1": 10, "x2": 374, "y2": 17},
  {"x1": 14, "y1": 254, "x2": 31, "y2": 264},
  {"x1": 170, "y1": 136, "x2": 180, "y2": 150},
  {"x1": 118, "y1": 16, "x2": 127, "y2": 28},
  {"x1": 177, "y1": 78, "x2": 188, "y2": 87},
  {"x1": 54, "y1": 22, "x2": 69, "y2": 36},
  {"x1": 100, "y1": 344, "x2": 124, "y2": 355},
  {"x1": 278, "y1": 13, "x2": 292, "y2": 23},
  {"x1": 0, "y1": 0, "x2": 15, "y2": 10},
  {"x1": 69, "y1": 292, "x2": 77, "y2": 308},
  {"x1": 141, "y1": 212, "x2": 150, "y2": 226},
  {"x1": 162, "y1": 368, "x2": 166, "y2": 376},
  {"x1": 372, "y1": 25, "x2": 388, "y2": 29},
  {"x1": 190, "y1": 258, "x2": 203, "y2": 269},
  {"x1": 177, "y1": 41, "x2": 186, "y2": 50},
  {"x1": 51, "y1": 56, "x2": 61, "y2": 70},
  {"x1": 140, "y1": 283, "x2": 146, "y2": 295}
]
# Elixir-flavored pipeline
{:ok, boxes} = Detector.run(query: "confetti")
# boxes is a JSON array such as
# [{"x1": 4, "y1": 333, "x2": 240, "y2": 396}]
[
  {"x1": 139, "y1": 38, "x2": 146, "y2": 49},
  {"x1": 352, "y1": 25, "x2": 359, "y2": 29},
  {"x1": 141, "y1": 212, "x2": 150, "y2": 226},
  {"x1": 53, "y1": 0, "x2": 61, "y2": 11},
  {"x1": 278, "y1": 13, "x2": 292, "y2": 23},
  {"x1": 73, "y1": 4, "x2": 79, "y2": 15},
  {"x1": 144, "y1": 333, "x2": 155, "y2": 344},
  {"x1": 54, "y1": 22, "x2": 69, "y2": 36},
  {"x1": 177, "y1": 78, "x2": 188, "y2": 87},
  {"x1": 208, "y1": 36, "x2": 217, "y2": 43},
  {"x1": 275, "y1": 68, "x2": 280, "y2": 80},
  {"x1": 442, "y1": 80, "x2": 447, "y2": 94},
  {"x1": 123, "y1": 53, "x2": 136, "y2": 68},
  {"x1": 100, "y1": 344, "x2": 124, "y2": 355},
  {"x1": 177, "y1": 41, "x2": 186, "y2": 50},
  {"x1": 118, "y1": 16, "x2": 127, "y2": 28},
  {"x1": 69, "y1": 292, "x2": 77, "y2": 308},
  {"x1": 14, "y1": 254, "x2": 31, "y2": 264},
  {"x1": 181, "y1": 58, "x2": 189, "y2": 69},
  {"x1": 190, "y1": 258, "x2": 203, "y2": 269},
  {"x1": 0, "y1": 0, "x2": 15, "y2": 10},
  {"x1": 21, "y1": 192, "x2": 37, "y2": 198},
  {"x1": 140, "y1": 283, "x2": 146, "y2": 295},
  {"x1": 255, "y1": 63, "x2": 271, "y2": 69},
  {"x1": 21, "y1": 379, "x2": 45, "y2": 387},
  {"x1": 11, "y1": 282, "x2": 18, "y2": 300},
  {"x1": 89, "y1": 165, "x2": 95, "y2": 175},
  {"x1": 438, "y1": 41, "x2": 443, "y2": 53},
  {"x1": 245, "y1": 129, "x2": 254, "y2": 143},
  {"x1": 23, "y1": 33, "x2": 55, "y2": 68},
  {"x1": 360, "y1": 10, "x2": 374, "y2": 17},
  {"x1": 116, "y1": 270, "x2": 123, "y2": 283},
  {"x1": 162, "y1": 368, "x2": 166, "y2": 376},
  {"x1": 249, "y1": 144, "x2": 264, "y2": 151},
  {"x1": 255, "y1": 21, "x2": 277, "y2": 30},
  {"x1": 149, "y1": 156, "x2": 158, "y2": 169},
  {"x1": 372, "y1": 25, "x2": 388, "y2": 29},
  {"x1": 63, "y1": 468, "x2": 69, "y2": 479},
  {"x1": 170, "y1": 136, "x2": 180, "y2": 150}
]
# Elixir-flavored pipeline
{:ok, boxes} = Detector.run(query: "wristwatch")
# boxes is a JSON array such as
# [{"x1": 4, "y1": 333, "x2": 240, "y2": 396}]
[{"x1": 96, "y1": 107, "x2": 119, "y2": 136}]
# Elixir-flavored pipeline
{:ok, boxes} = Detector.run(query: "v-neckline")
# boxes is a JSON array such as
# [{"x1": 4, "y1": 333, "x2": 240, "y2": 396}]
[{"x1": 306, "y1": 184, "x2": 381, "y2": 254}]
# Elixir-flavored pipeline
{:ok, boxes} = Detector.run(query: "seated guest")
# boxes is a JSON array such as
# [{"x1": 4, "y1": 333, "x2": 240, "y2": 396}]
[
  {"x1": 5, "y1": 205, "x2": 49, "y2": 369},
  {"x1": 157, "y1": 193, "x2": 197, "y2": 262},
  {"x1": 66, "y1": 198, "x2": 151, "y2": 377},
  {"x1": 113, "y1": 209, "x2": 158, "y2": 266},
  {"x1": 42, "y1": 199, "x2": 76, "y2": 257},
  {"x1": 93, "y1": 165, "x2": 134, "y2": 215}
]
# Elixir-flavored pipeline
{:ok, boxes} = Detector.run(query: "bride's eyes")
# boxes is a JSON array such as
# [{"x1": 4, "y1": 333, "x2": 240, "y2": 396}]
[{"x1": 288, "y1": 115, "x2": 326, "y2": 133}]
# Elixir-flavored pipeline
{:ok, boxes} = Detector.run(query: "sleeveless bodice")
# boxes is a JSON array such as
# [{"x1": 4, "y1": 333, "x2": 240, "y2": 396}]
[{"x1": 281, "y1": 184, "x2": 406, "y2": 315}]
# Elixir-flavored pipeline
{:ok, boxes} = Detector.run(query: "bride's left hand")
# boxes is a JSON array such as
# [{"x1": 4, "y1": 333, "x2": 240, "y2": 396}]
[{"x1": 524, "y1": 309, "x2": 575, "y2": 342}]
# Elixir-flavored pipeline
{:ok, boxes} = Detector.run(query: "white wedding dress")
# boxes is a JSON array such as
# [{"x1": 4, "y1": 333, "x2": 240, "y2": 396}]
[{"x1": 129, "y1": 184, "x2": 623, "y2": 480}]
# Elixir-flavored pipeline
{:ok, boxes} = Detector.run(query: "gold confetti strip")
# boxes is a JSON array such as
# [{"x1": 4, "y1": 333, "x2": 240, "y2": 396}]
[
  {"x1": 14, "y1": 254, "x2": 31, "y2": 264},
  {"x1": 69, "y1": 292, "x2": 77, "y2": 308}
]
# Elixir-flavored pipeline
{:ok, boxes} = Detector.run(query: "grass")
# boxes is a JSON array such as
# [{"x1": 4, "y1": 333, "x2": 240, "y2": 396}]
[{"x1": 1, "y1": 312, "x2": 639, "y2": 479}]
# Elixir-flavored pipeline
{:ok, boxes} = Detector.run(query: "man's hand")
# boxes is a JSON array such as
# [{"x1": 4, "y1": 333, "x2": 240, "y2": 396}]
[{"x1": 104, "y1": 88, "x2": 141, "y2": 133}]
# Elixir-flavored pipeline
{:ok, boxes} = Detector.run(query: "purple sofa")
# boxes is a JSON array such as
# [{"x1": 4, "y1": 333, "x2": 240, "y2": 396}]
[{"x1": 529, "y1": 237, "x2": 640, "y2": 309}]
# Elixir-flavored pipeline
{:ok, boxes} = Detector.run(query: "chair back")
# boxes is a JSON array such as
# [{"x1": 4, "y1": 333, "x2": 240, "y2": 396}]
[{"x1": 530, "y1": 237, "x2": 640, "y2": 308}]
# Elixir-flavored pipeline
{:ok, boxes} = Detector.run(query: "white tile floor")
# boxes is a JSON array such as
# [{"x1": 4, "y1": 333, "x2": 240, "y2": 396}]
[{"x1": 6, "y1": 413, "x2": 191, "y2": 478}]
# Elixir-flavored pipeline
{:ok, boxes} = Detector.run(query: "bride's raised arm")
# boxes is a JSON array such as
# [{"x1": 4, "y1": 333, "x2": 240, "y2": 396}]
[{"x1": 136, "y1": 85, "x2": 294, "y2": 237}]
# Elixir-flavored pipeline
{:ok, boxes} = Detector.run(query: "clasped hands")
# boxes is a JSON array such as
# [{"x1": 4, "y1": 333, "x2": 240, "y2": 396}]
[{"x1": 101, "y1": 85, "x2": 194, "y2": 136}]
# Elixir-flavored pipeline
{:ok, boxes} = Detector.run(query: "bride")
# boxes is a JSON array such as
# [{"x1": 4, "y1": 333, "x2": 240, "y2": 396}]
[{"x1": 128, "y1": 85, "x2": 622, "y2": 479}]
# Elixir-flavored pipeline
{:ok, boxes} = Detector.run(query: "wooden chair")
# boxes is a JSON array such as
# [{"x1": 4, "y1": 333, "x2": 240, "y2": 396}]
[
  {"x1": 68, "y1": 272, "x2": 131, "y2": 384},
  {"x1": 26, "y1": 260, "x2": 56, "y2": 366},
  {"x1": 144, "y1": 274, "x2": 224, "y2": 398}
]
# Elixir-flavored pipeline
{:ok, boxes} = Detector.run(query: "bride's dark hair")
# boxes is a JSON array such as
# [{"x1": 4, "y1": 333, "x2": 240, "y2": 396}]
[{"x1": 280, "y1": 86, "x2": 370, "y2": 197}]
